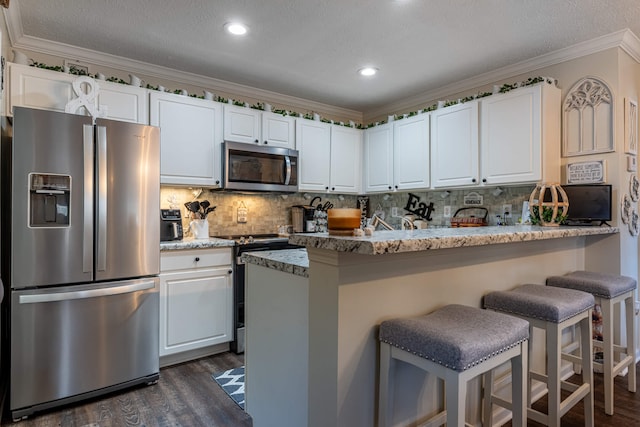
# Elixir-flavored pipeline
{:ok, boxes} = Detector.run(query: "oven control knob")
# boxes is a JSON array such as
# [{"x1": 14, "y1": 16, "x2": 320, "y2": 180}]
[
  {"x1": 248, "y1": 236, "x2": 254, "y2": 243},
  {"x1": 238, "y1": 237, "x2": 245, "y2": 245}
]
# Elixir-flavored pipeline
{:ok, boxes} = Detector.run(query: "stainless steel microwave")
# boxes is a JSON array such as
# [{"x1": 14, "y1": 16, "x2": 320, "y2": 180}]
[{"x1": 223, "y1": 141, "x2": 299, "y2": 192}]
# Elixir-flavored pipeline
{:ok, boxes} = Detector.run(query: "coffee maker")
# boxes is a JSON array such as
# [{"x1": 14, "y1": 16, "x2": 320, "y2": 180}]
[{"x1": 291, "y1": 205, "x2": 316, "y2": 232}]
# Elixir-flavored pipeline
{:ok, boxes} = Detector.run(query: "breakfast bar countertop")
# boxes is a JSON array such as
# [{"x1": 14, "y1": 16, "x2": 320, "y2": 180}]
[
  {"x1": 242, "y1": 248, "x2": 309, "y2": 277},
  {"x1": 287, "y1": 225, "x2": 619, "y2": 255}
]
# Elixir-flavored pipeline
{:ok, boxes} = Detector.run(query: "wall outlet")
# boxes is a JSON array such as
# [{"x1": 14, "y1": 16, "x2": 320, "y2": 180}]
[
  {"x1": 502, "y1": 204, "x2": 512, "y2": 218},
  {"x1": 443, "y1": 205, "x2": 451, "y2": 217},
  {"x1": 391, "y1": 207, "x2": 399, "y2": 217}
]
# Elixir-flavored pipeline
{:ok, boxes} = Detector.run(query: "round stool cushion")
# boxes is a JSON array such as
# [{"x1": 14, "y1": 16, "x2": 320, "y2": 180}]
[
  {"x1": 379, "y1": 304, "x2": 529, "y2": 372},
  {"x1": 547, "y1": 271, "x2": 637, "y2": 299},
  {"x1": 484, "y1": 284, "x2": 594, "y2": 323}
]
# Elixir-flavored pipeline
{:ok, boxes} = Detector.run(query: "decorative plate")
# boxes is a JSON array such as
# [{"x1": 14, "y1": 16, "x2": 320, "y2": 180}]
[
  {"x1": 630, "y1": 174, "x2": 640, "y2": 202},
  {"x1": 621, "y1": 194, "x2": 632, "y2": 225},
  {"x1": 630, "y1": 209, "x2": 639, "y2": 236}
]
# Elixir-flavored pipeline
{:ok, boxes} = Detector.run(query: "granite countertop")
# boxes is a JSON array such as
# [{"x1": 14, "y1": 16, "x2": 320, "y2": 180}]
[
  {"x1": 160, "y1": 236, "x2": 235, "y2": 251},
  {"x1": 288, "y1": 225, "x2": 619, "y2": 255},
  {"x1": 242, "y1": 248, "x2": 309, "y2": 278}
]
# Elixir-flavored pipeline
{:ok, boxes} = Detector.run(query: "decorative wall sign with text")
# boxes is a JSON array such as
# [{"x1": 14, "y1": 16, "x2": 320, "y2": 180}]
[
  {"x1": 404, "y1": 193, "x2": 434, "y2": 221},
  {"x1": 566, "y1": 160, "x2": 606, "y2": 184}
]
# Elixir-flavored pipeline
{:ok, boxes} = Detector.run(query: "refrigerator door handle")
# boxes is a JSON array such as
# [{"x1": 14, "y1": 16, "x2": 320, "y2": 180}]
[
  {"x1": 97, "y1": 125, "x2": 108, "y2": 272},
  {"x1": 18, "y1": 280, "x2": 156, "y2": 304},
  {"x1": 83, "y1": 125, "x2": 94, "y2": 274}
]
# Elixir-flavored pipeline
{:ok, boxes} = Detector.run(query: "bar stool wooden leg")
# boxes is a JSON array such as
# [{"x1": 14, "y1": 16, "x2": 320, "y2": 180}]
[
  {"x1": 547, "y1": 321, "x2": 562, "y2": 427},
  {"x1": 445, "y1": 370, "x2": 465, "y2": 427},
  {"x1": 625, "y1": 294, "x2": 637, "y2": 394},
  {"x1": 600, "y1": 297, "x2": 614, "y2": 415},
  {"x1": 378, "y1": 342, "x2": 393, "y2": 427},
  {"x1": 581, "y1": 313, "x2": 595, "y2": 426},
  {"x1": 512, "y1": 341, "x2": 528, "y2": 427}
]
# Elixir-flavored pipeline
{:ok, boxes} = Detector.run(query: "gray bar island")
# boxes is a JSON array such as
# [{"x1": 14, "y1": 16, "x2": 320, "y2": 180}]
[{"x1": 243, "y1": 225, "x2": 619, "y2": 427}]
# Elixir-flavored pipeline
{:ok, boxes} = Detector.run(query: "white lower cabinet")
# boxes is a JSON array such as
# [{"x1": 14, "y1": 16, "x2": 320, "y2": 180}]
[{"x1": 159, "y1": 249, "x2": 233, "y2": 361}]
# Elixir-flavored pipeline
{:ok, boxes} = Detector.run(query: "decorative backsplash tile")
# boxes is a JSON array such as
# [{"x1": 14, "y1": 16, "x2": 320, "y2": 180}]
[{"x1": 161, "y1": 185, "x2": 535, "y2": 237}]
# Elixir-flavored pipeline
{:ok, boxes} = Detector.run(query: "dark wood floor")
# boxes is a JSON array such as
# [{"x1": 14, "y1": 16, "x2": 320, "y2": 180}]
[
  {"x1": 506, "y1": 362, "x2": 640, "y2": 426},
  {"x1": 2, "y1": 354, "x2": 639, "y2": 426},
  {"x1": 1, "y1": 352, "x2": 251, "y2": 427}
]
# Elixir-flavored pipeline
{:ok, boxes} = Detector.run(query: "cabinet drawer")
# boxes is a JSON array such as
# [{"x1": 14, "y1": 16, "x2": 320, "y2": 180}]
[{"x1": 161, "y1": 248, "x2": 232, "y2": 272}]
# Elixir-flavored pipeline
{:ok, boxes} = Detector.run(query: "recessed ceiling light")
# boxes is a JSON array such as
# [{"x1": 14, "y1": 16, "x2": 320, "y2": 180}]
[
  {"x1": 358, "y1": 67, "x2": 378, "y2": 77},
  {"x1": 225, "y1": 22, "x2": 248, "y2": 36}
]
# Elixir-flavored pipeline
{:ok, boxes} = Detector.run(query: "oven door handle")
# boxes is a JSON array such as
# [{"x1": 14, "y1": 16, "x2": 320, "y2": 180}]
[{"x1": 236, "y1": 256, "x2": 245, "y2": 265}]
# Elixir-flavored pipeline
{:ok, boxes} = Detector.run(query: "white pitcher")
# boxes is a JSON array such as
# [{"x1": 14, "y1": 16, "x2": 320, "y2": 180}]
[{"x1": 190, "y1": 219, "x2": 209, "y2": 239}]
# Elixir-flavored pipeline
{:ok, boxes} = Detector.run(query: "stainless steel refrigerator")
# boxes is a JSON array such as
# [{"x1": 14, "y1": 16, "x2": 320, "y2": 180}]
[{"x1": 1, "y1": 106, "x2": 160, "y2": 421}]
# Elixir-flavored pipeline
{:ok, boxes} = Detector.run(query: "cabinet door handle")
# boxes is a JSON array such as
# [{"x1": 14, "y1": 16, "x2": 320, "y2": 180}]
[
  {"x1": 388, "y1": 186, "x2": 392, "y2": 190},
  {"x1": 331, "y1": 187, "x2": 335, "y2": 191},
  {"x1": 263, "y1": 140, "x2": 268, "y2": 144},
  {"x1": 194, "y1": 257, "x2": 200, "y2": 262},
  {"x1": 472, "y1": 178, "x2": 476, "y2": 183},
  {"x1": 228, "y1": 269, "x2": 233, "y2": 274},
  {"x1": 325, "y1": 186, "x2": 329, "y2": 190},
  {"x1": 482, "y1": 178, "x2": 487, "y2": 183},
  {"x1": 254, "y1": 139, "x2": 259, "y2": 143},
  {"x1": 394, "y1": 185, "x2": 398, "y2": 189}
]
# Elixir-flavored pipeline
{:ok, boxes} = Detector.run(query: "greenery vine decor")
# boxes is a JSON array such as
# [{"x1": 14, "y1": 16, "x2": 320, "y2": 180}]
[
  {"x1": 530, "y1": 205, "x2": 567, "y2": 226},
  {"x1": 25, "y1": 59, "x2": 554, "y2": 132},
  {"x1": 364, "y1": 76, "x2": 556, "y2": 128}
]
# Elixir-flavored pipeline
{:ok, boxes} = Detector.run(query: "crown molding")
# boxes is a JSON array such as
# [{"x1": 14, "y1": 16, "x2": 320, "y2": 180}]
[{"x1": 366, "y1": 28, "x2": 640, "y2": 120}]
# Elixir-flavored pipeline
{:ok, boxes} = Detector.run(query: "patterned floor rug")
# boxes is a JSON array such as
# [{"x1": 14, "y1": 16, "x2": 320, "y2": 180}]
[{"x1": 212, "y1": 366, "x2": 245, "y2": 409}]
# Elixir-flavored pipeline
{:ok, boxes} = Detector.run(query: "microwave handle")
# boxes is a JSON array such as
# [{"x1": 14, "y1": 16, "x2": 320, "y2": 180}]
[{"x1": 284, "y1": 155, "x2": 292, "y2": 185}]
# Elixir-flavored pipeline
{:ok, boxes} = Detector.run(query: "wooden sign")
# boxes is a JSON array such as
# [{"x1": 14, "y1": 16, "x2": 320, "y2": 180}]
[{"x1": 567, "y1": 160, "x2": 606, "y2": 184}]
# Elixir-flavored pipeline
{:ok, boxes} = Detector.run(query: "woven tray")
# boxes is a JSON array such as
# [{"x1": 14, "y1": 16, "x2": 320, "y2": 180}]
[{"x1": 450, "y1": 207, "x2": 488, "y2": 227}]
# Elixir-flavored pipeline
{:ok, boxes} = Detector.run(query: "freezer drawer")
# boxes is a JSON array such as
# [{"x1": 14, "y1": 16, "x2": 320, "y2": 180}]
[{"x1": 10, "y1": 278, "x2": 160, "y2": 419}]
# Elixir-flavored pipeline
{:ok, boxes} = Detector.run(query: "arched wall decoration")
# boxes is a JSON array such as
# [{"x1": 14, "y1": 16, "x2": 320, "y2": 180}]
[{"x1": 562, "y1": 76, "x2": 614, "y2": 157}]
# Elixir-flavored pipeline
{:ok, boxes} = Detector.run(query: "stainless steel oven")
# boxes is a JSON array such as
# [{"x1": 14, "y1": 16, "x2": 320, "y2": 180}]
[
  {"x1": 225, "y1": 234, "x2": 301, "y2": 354},
  {"x1": 223, "y1": 141, "x2": 299, "y2": 193}
]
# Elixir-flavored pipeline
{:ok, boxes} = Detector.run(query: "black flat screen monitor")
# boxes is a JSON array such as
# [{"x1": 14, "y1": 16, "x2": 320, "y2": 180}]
[{"x1": 560, "y1": 184, "x2": 612, "y2": 225}]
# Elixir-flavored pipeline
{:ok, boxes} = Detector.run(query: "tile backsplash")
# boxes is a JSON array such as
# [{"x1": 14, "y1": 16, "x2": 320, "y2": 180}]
[{"x1": 161, "y1": 185, "x2": 535, "y2": 237}]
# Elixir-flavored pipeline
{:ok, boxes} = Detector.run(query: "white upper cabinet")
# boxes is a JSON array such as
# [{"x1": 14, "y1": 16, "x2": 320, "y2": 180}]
[
  {"x1": 330, "y1": 125, "x2": 362, "y2": 194},
  {"x1": 480, "y1": 83, "x2": 560, "y2": 185},
  {"x1": 224, "y1": 104, "x2": 261, "y2": 144},
  {"x1": 224, "y1": 105, "x2": 296, "y2": 149},
  {"x1": 393, "y1": 114, "x2": 430, "y2": 191},
  {"x1": 296, "y1": 120, "x2": 362, "y2": 194},
  {"x1": 6, "y1": 63, "x2": 75, "y2": 114},
  {"x1": 95, "y1": 80, "x2": 149, "y2": 124},
  {"x1": 150, "y1": 91, "x2": 224, "y2": 187},
  {"x1": 296, "y1": 120, "x2": 332, "y2": 192},
  {"x1": 6, "y1": 63, "x2": 148, "y2": 124},
  {"x1": 261, "y1": 112, "x2": 296, "y2": 149},
  {"x1": 363, "y1": 123, "x2": 394, "y2": 193},
  {"x1": 431, "y1": 101, "x2": 479, "y2": 188}
]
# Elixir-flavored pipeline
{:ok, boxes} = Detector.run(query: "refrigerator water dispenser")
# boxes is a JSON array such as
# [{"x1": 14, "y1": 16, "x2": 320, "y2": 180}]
[{"x1": 29, "y1": 173, "x2": 70, "y2": 227}]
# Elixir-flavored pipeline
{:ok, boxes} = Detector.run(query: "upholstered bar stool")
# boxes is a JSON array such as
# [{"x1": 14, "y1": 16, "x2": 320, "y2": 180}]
[
  {"x1": 378, "y1": 304, "x2": 529, "y2": 427},
  {"x1": 547, "y1": 270, "x2": 637, "y2": 415},
  {"x1": 484, "y1": 284, "x2": 594, "y2": 427}
]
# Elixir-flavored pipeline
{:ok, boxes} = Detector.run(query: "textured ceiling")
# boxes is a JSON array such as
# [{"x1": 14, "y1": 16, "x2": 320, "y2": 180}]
[{"x1": 6, "y1": 0, "x2": 640, "y2": 113}]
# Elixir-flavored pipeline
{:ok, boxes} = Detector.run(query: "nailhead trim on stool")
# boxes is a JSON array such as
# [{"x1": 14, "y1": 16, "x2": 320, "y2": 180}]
[
  {"x1": 547, "y1": 271, "x2": 637, "y2": 415},
  {"x1": 484, "y1": 284, "x2": 595, "y2": 427},
  {"x1": 378, "y1": 304, "x2": 529, "y2": 427}
]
